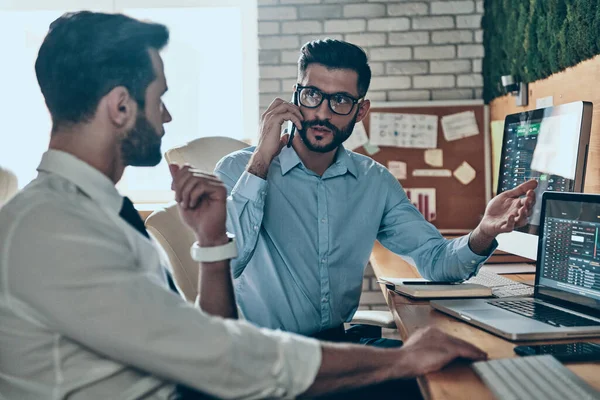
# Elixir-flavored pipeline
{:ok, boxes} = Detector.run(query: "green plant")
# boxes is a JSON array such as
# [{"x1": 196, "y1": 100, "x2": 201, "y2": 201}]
[{"x1": 483, "y1": 0, "x2": 600, "y2": 102}]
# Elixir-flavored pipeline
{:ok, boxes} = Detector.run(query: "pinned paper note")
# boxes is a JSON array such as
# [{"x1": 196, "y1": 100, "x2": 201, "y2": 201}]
[
  {"x1": 441, "y1": 111, "x2": 479, "y2": 142},
  {"x1": 530, "y1": 114, "x2": 579, "y2": 180},
  {"x1": 453, "y1": 161, "x2": 476, "y2": 185},
  {"x1": 412, "y1": 169, "x2": 452, "y2": 177},
  {"x1": 424, "y1": 149, "x2": 443, "y2": 167},
  {"x1": 363, "y1": 142, "x2": 380, "y2": 156},
  {"x1": 369, "y1": 112, "x2": 438, "y2": 149},
  {"x1": 405, "y1": 188, "x2": 436, "y2": 222},
  {"x1": 344, "y1": 120, "x2": 369, "y2": 151},
  {"x1": 490, "y1": 120, "x2": 505, "y2": 195},
  {"x1": 388, "y1": 161, "x2": 407, "y2": 180}
]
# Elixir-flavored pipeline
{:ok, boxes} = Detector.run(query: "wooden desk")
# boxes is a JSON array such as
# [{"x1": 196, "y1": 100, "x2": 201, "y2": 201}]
[{"x1": 369, "y1": 241, "x2": 600, "y2": 400}]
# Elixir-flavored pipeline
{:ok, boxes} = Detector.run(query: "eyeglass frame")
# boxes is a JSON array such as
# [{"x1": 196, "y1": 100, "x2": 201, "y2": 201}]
[{"x1": 295, "y1": 84, "x2": 364, "y2": 116}]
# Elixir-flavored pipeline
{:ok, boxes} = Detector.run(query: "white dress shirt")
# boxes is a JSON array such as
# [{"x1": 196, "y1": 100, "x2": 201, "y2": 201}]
[{"x1": 0, "y1": 150, "x2": 321, "y2": 400}]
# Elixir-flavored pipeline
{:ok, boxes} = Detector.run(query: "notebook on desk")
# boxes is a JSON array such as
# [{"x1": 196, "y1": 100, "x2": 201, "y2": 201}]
[{"x1": 378, "y1": 278, "x2": 492, "y2": 299}]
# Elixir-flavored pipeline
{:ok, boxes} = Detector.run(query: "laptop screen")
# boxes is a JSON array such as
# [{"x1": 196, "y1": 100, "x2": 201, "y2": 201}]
[{"x1": 537, "y1": 195, "x2": 600, "y2": 311}]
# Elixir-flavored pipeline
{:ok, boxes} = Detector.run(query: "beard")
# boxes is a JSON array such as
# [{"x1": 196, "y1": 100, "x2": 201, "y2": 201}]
[
  {"x1": 120, "y1": 112, "x2": 163, "y2": 167},
  {"x1": 298, "y1": 112, "x2": 359, "y2": 153}
]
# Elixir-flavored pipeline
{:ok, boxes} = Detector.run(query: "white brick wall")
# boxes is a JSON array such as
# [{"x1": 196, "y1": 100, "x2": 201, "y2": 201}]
[{"x1": 258, "y1": 0, "x2": 484, "y2": 111}]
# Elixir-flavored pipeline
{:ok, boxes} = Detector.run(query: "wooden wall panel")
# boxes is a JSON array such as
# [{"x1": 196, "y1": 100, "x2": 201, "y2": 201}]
[{"x1": 490, "y1": 55, "x2": 600, "y2": 193}]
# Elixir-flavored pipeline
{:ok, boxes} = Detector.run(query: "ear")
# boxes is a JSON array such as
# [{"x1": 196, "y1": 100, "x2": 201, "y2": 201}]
[
  {"x1": 355, "y1": 99, "x2": 370, "y2": 123},
  {"x1": 105, "y1": 86, "x2": 137, "y2": 129}
]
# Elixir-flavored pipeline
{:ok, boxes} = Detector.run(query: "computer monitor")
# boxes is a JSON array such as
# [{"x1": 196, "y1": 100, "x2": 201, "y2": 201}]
[{"x1": 495, "y1": 101, "x2": 592, "y2": 260}]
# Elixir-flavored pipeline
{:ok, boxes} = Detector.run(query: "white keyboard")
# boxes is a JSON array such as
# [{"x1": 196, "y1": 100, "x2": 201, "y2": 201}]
[
  {"x1": 466, "y1": 269, "x2": 534, "y2": 298},
  {"x1": 473, "y1": 355, "x2": 600, "y2": 400}
]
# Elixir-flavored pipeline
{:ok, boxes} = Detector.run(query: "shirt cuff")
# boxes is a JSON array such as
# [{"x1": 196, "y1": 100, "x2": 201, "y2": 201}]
[
  {"x1": 455, "y1": 234, "x2": 498, "y2": 277},
  {"x1": 231, "y1": 171, "x2": 268, "y2": 204}
]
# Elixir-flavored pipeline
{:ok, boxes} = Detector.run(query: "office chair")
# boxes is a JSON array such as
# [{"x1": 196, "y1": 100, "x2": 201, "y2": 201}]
[
  {"x1": 0, "y1": 166, "x2": 18, "y2": 208},
  {"x1": 145, "y1": 136, "x2": 395, "y2": 330}
]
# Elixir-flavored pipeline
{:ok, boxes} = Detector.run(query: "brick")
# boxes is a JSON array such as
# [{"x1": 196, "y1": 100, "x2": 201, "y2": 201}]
[
  {"x1": 325, "y1": 0, "x2": 363, "y2": 2},
  {"x1": 260, "y1": 93, "x2": 283, "y2": 108},
  {"x1": 367, "y1": 17, "x2": 410, "y2": 32},
  {"x1": 457, "y1": 74, "x2": 483, "y2": 87},
  {"x1": 260, "y1": 65, "x2": 298, "y2": 78},
  {"x1": 299, "y1": 5, "x2": 342, "y2": 19},
  {"x1": 386, "y1": 61, "x2": 428, "y2": 75},
  {"x1": 367, "y1": 91, "x2": 387, "y2": 101},
  {"x1": 457, "y1": 15, "x2": 482, "y2": 29},
  {"x1": 389, "y1": 31, "x2": 429, "y2": 45},
  {"x1": 413, "y1": 75, "x2": 456, "y2": 89},
  {"x1": 414, "y1": 45, "x2": 455, "y2": 60},
  {"x1": 258, "y1": 22, "x2": 279, "y2": 36},
  {"x1": 432, "y1": 30, "x2": 473, "y2": 44},
  {"x1": 431, "y1": 1, "x2": 475, "y2": 15},
  {"x1": 458, "y1": 44, "x2": 484, "y2": 58},
  {"x1": 259, "y1": 79, "x2": 281, "y2": 93},
  {"x1": 282, "y1": 20, "x2": 322, "y2": 34},
  {"x1": 359, "y1": 291, "x2": 387, "y2": 306},
  {"x1": 473, "y1": 59, "x2": 482, "y2": 73},
  {"x1": 369, "y1": 47, "x2": 412, "y2": 61},
  {"x1": 388, "y1": 90, "x2": 431, "y2": 101},
  {"x1": 476, "y1": 0, "x2": 484, "y2": 13},
  {"x1": 259, "y1": 36, "x2": 300, "y2": 50},
  {"x1": 344, "y1": 3, "x2": 386, "y2": 18},
  {"x1": 259, "y1": 50, "x2": 280, "y2": 65},
  {"x1": 300, "y1": 34, "x2": 343, "y2": 44},
  {"x1": 280, "y1": 0, "x2": 320, "y2": 4},
  {"x1": 412, "y1": 16, "x2": 454, "y2": 30},
  {"x1": 432, "y1": 89, "x2": 474, "y2": 100},
  {"x1": 475, "y1": 29, "x2": 483, "y2": 43},
  {"x1": 362, "y1": 278, "x2": 371, "y2": 291},
  {"x1": 258, "y1": 0, "x2": 278, "y2": 5},
  {"x1": 430, "y1": 60, "x2": 472, "y2": 73},
  {"x1": 388, "y1": 2, "x2": 429, "y2": 16},
  {"x1": 369, "y1": 76, "x2": 411, "y2": 90},
  {"x1": 475, "y1": 88, "x2": 483, "y2": 98},
  {"x1": 369, "y1": 62, "x2": 385, "y2": 76},
  {"x1": 259, "y1": 7, "x2": 297, "y2": 21},
  {"x1": 325, "y1": 19, "x2": 366, "y2": 33},
  {"x1": 344, "y1": 33, "x2": 386, "y2": 47},
  {"x1": 281, "y1": 79, "x2": 298, "y2": 91},
  {"x1": 281, "y1": 50, "x2": 300, "y2": 64}
]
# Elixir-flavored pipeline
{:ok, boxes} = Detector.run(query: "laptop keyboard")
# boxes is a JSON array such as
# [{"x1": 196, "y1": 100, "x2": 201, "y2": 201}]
[
  {"x1": 467, "y1": 270, "x2": 534, "y2": 298},
  {"x1": 489, "y1": 300, "x2": 600, "y2": 327}
]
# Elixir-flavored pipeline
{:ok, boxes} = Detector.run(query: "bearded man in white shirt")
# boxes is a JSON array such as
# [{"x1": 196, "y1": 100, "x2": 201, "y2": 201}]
[{"x1": 0, "y1": 11, "x2": 486, "y2": 400}]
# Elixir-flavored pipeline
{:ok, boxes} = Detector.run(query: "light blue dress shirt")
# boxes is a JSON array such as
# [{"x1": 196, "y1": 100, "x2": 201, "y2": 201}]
[{"x1": 215, "y1": 145, "x2": 495, "y2": 336}]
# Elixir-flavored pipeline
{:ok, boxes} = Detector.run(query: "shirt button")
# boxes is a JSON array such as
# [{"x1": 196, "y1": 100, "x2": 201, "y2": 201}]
[
  {"x1": 321, "y1": 258, "x2": 326, "y2": 263},
  {"x1": 253, "y1": 225, "x2": 259, "y2": 231},
  {"x1": 321, "y1": 297, "x2": 328, "y2": 303},
  {"x1": 321, "y1": 218, "x2": 327, "y2": 223},
  {"x1": 471, "y1": 260, "x2": 477, "y2": 264}
]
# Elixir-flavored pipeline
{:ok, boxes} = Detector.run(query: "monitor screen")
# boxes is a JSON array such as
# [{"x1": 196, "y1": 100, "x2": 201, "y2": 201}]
[
  {"x1": 495, "y1": 101, "x2": 592, "y2": 260},
  {"x1": 537, "y1": 194, "x2": 600, "y2": 312}
]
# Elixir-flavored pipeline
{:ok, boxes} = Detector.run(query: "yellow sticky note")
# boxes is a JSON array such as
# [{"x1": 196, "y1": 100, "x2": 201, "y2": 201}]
[
  {"x1": 424, "y1": 149, "x2": 443, "y2": 167},
  {"x1": 490, "y1": 120, "x2": 505, "y2": 194},
  {"x1": 454, "y1": 161, "x2": 476, "y2": 185}
]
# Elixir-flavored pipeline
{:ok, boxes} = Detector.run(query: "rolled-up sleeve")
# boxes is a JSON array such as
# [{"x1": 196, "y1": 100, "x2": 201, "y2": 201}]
[{"x1": 6, "y1": 201, "x2": 321, "y2": 399}]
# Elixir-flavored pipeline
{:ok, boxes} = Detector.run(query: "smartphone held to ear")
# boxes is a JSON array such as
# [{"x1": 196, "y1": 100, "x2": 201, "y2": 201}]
[{"x1": 286, "y1": 92, "x2": 298, "y2": 148}]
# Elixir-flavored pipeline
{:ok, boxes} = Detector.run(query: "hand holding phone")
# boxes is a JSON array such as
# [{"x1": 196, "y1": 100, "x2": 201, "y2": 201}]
[{"x1": 286, "y1": 91, "x2": 299, "y2": 148}]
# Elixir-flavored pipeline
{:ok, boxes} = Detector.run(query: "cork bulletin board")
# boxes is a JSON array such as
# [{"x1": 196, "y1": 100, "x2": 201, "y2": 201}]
[{"x1": 354, "y1": 102, "x2": 490, "y2": 233}]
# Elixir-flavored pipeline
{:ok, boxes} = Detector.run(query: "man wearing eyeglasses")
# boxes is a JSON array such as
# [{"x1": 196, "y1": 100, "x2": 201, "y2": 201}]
[{"x1": 213, "y1": 39, "x2": 537, "y2": 345}]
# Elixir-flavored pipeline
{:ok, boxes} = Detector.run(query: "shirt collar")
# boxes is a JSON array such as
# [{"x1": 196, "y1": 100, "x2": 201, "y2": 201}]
[
  {"x1": 278, "y1": 144, "x2": 358, "y2": 179},
  {"x1": 37, "y1": 150, "x2": 123, "y2": 214}
]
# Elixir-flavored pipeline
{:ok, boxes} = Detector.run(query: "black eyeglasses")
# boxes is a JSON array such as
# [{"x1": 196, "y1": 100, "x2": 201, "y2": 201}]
[{"x1": 295, "y1": 85, "x2": 363, "y2": 116}]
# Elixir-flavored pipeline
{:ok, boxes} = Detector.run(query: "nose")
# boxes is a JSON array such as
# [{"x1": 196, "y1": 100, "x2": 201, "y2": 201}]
[
  {"x1": 163, "y1": 103, "x2": 172, "y2": 123},
  {"x1": 314, "y1": 98, "x2": 333, "y2": 121}
]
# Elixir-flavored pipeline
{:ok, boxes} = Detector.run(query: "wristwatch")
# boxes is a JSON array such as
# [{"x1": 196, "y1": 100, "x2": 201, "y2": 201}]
[{"x1": 190, "y1": 233, "x2": 237, "y2": 262}]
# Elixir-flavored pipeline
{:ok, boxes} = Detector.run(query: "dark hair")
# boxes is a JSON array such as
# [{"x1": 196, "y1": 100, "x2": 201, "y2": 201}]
[
  {"x1": 35, "y1": 11, "x2": 169, "y2": 128},
  {"x1": 298, "y1": 39, "x2": 371, "y2": 97}
]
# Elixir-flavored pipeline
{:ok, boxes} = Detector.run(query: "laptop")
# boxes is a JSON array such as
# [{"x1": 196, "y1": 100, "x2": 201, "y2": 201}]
[{"x1": 431, "y1": 192, "x2": 600, "y2": 341}]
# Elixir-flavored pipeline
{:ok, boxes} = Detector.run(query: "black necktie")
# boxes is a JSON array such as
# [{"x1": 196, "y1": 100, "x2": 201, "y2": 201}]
[{"x1": 119, "y1": 196, "x2": 178, "y2": 293}]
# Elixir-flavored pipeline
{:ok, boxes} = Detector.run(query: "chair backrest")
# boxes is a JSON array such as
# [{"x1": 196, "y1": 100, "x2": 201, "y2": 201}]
[
  {"x1": 0, "y1": 166, "x2": 18, "y2": 208},
  {"x1": 165, "y1": 136, "x2": 249, "y2": 171},
  {"x1": 146, "y1": 136, "x2": 248, "y2": 301}
]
